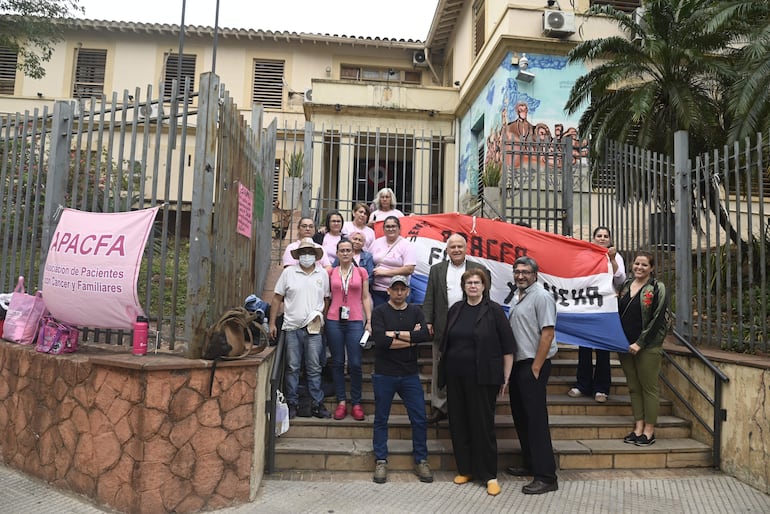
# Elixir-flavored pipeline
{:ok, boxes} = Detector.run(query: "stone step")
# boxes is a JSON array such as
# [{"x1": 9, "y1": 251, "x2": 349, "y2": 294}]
[
  {"x1": 273, "y1": 436, "x2": 713, "y2": 472},
  {"x1": 338, "y1": 391, "x2": 670, "y2": 417},
  {"x1": 281, "y1": 413, "x2": 688, "y2": 442}
]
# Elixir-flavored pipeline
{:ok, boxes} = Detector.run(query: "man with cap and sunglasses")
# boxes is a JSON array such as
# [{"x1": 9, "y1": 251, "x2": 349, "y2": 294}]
[
  {"x1": 269, "y1": 238, "x2": 331, "y2": 419},
  {"x1": 370, "y1": 275, "x2": 432, "y2": 485}
]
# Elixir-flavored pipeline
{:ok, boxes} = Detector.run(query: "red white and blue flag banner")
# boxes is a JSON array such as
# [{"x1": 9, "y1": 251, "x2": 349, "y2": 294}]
[
  {"x1": 42, "y1": 207, "x2": 160, "y2": 330},
  {"x1": 375, "y1": 213, "x2": 629, "y2": 352}
]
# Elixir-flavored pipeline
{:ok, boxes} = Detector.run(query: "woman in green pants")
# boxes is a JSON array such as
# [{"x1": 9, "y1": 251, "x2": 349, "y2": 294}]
[{"x1": 618, "y1": 251, "x2": 669, "y2": 447}]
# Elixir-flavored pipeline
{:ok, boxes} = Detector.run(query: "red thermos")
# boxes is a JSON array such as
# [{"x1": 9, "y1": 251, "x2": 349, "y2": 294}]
[{"x1": 132, "y1": 316, "x2": 149, "y2": 356}]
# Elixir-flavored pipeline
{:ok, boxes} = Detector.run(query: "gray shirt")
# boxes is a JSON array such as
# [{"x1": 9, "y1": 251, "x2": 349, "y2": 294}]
[{"x1": 508, "y1": 281, "x2": 558, "y2": 362}]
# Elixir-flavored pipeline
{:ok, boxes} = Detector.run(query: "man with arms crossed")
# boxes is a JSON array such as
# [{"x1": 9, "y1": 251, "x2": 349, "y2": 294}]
[
  {"x1": 422, "y1": 233, "x2": 490, "y2": 424},
  {"x1": 507, "y1": 256, "x2": 558, "y2": 494}
]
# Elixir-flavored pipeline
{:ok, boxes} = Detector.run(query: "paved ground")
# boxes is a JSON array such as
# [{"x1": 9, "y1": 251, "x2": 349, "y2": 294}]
[{"x1": 2, "y1": 465, "x2": 769, "y2": 513}]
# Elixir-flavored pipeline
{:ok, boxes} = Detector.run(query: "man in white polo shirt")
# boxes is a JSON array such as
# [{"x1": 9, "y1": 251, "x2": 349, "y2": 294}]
[{"x1": 269, "y1": 238, "x2": 331, "y2": 419}]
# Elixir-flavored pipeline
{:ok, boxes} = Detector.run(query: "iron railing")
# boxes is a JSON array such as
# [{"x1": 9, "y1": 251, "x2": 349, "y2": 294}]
[{"x1": 265, "y1": 328, "x2": 286, "y2": 475}]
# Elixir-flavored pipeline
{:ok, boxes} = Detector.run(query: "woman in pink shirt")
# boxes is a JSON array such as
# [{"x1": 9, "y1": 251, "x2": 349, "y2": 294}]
[
  {"x1": 326, "y1": 239, "x2": 372, "y2": 421},
  {"x1": 369, "y1": 215, "x2": 416, "y2": 307}
]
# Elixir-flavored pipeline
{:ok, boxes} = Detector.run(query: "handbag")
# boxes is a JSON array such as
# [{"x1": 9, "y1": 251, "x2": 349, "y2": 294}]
[
  {"x1": 35, "y1": 316, "x2": 80, "y2": 354},
  {"x1": 2, "y1": 276, "x2": 48, "y2": 344},
  {"x1": 275, "y1": 390, "x2": 290, "y2": 436}
]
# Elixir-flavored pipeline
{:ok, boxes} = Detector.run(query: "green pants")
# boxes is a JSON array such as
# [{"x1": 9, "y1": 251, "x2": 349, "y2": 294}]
[{"x1": 619, "y1": 346, "x2": 662, "y2": 425}]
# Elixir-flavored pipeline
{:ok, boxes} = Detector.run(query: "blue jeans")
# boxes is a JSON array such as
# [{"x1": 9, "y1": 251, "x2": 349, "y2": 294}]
[
  {"x1": 284, "y1": 328, "x2": 324, "y2": 406},
  {"x1": 372, "y1": 373, "x2": 427, "y2": 463},
  {"x1": 325, "y1": 319, "x2": 364, "y2": 405},
  {"x1": 371, "y1": 290, "x2": 389, "y2": 307}
]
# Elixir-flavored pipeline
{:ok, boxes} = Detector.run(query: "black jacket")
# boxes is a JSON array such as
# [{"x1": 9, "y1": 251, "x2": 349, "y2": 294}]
[{"x1": 438, "y1": 299, "x2": 515, "y2": 388}]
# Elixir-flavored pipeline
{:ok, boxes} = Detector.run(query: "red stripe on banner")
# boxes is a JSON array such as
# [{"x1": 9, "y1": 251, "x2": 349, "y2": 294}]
[{"x1": 376, "y1": 214, "x2": 608, "y2": 278}]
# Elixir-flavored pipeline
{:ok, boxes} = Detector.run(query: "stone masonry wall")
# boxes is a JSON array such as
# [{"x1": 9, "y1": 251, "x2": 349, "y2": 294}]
[
  {"x1": 663, "y1": 347, "x2": 770, "y2": 494},
  {"x1": 0, "y1": 341, "x2": 274, "y2": 513}
]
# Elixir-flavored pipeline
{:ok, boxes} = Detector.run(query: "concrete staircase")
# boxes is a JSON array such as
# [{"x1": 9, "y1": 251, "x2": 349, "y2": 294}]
[{"x1": 272, "y1": 343, "x2": 713, "y2": 473}]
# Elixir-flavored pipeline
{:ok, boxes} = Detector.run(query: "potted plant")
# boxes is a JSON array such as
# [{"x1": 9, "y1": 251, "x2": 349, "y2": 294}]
[
  {"x1": 282, "y1": 150, "x2": 304, "y2": 209},
  {"x1": 482, "y1": 161, "x2": 503, "y2": 216}
]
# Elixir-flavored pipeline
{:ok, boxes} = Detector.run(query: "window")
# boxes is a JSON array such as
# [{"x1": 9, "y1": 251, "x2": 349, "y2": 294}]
[
  {"x1": 590, "y1": 0, "x2": 641, "y2": 12},
  {"x1": 340, "y1": 65, "x2": 421, "y2": 85},
  {"x1": 72, "y1": 48, "x2": 107, "y2": 98},
  {"x1": 0, "y1": 47, "x2": 17, "y2": 95},
  {"x1": 473, "y1": 0, "x2": 485, "y2": 57},
  {"x1": 252, "y1": 59, "x2": 285, "y2": 109},
  {"x1": 163, "y1": 53, "x2": 196, "y2": 100}
]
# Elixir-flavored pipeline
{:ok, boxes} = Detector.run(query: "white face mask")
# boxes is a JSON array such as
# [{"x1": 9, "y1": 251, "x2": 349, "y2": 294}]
[{"x1": 299, "y1": 254, "x2": 316, "y2": 267}]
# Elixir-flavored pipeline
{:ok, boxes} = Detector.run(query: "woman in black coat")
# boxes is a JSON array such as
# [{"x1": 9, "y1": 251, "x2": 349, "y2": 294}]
[{"x1": 439, "y1": 268, "x2": 515, "y2": 496}]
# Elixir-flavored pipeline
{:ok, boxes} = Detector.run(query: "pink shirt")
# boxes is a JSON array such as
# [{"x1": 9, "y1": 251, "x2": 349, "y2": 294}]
[
  {"x1": 321, "y1": 233, "x2": 342, "y2": 262},
  {"x1": 369, "y1": 236, "x2": 416, "y2": 292},
  {"x1": 327, "y1": 266, "x2": 369, "y2": 321},
  {"x1": 368, "y1": 208, "x2": 404, "y2": 224},
  {"x1": 341, "y1": 221, "x2": 375, "y2": 250}
]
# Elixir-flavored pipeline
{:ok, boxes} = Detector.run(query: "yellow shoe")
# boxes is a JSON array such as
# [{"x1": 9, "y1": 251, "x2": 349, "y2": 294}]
[
  {"x1": 487, "y1": 478, "x2": 501, "y2": 496},
  {"x1": 453, "y1": 474, "x2": 472, "y2": 485}
]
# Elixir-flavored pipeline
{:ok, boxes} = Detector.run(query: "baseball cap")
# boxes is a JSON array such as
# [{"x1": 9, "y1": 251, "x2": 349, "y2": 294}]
[{"x1": 389, "y1": 275, "x2": 410, "y2": 287}]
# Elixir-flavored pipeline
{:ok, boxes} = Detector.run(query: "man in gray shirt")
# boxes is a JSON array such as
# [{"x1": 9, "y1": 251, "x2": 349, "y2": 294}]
[{"x1": 507, "y1": 256, "x2": 558, "y2": 494}]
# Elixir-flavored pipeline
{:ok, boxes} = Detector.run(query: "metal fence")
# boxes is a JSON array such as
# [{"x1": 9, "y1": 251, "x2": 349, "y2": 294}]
[{"x1": 0, "y1": 73, "x2": 275, "y2": 353}]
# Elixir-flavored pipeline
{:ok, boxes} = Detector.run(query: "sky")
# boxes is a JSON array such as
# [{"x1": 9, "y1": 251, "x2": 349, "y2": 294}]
[{"x1": 74, "y1": 0, "x2": 440, "y2": 41}]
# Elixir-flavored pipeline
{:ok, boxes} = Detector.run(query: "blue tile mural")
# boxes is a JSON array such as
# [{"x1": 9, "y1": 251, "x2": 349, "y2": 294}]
[{"x1": 458, "y1": 52, "x2": 588, "y2": 209}]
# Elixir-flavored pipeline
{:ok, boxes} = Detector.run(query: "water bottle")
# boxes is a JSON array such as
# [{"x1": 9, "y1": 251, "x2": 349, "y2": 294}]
[{"x1": 132, "y1": 316, "x2": 149, "y2": 356}]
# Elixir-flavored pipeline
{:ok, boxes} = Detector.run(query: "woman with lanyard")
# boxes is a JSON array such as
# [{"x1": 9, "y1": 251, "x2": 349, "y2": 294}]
[
  {"x1": 326, "y1": 238, "x2": 372, "y2": 421},
  {"x1": 369, "y1": 215, "x2": 416, "y2": 307}
]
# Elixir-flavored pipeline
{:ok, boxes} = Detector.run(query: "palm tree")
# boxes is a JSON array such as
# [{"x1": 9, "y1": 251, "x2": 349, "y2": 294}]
[{"x1": 565, "y1": 0, "x2": 737, "y2": 157}]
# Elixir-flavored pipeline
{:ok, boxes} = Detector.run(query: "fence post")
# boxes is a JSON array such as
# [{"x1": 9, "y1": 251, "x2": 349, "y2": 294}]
[
  {"x1": 301, "y1": 121, "x2": 313, "y2": 219},
  {"x1": 673, "y1": 130, "x2": 692, "y2": 338},
  {"x1": 185, "y1": 72, "x2": 220, "y2": 358},
  {"x1": 40, "y1": 101, "x2": 73, "y2": 290}
]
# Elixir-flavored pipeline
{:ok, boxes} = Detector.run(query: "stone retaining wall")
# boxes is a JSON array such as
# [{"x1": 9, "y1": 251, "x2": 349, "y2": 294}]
[{"x1": 0, "y1": 341, "x2": 274, "y2": 513}]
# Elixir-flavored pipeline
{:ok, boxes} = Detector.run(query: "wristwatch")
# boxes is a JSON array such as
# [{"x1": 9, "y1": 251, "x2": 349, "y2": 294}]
[{"x1": 394, "y1": 331, "x2": 400, "y2": 340}]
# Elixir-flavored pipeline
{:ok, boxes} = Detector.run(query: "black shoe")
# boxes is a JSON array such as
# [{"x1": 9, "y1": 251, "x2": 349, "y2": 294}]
[
  {"x1": 505, "y1": 466, "x2": 532, "y2": 477},
  {"x1": 635, "y1": 434, "x2": 656, "y2": 446},
  {"x1": 522, "y1": 479, "x2": 558, "y2": 495},
  {"x1": 288, "y1": 404, "x2": 298, "y2": 420},
  {"x1": 623, "y1": 431, "x2": 639, "y2": 444},
  {"x1": 426, "y1": 408, "x2": 447, "y2": 424},
  {"x1": 311, "y1": 403, "x2": 331, "y2": 419}
]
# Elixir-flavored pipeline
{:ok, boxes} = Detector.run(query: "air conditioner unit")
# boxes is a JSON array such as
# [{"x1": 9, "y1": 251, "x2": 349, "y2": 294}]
[
  {"x1": 412, "y1": 49, "x2": 428, "y2": 68},
  {"x1": 138, "y1": 103, "x2": 159, "y2": 120},
  {"x1": 303, "y1": 88, "x2": 313, "y2": 102},
  {"x1": 543, "y1": 10, "x2": 576, "y2": 37}
]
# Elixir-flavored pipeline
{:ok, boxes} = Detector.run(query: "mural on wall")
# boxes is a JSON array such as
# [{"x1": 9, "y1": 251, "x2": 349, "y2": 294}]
[{"x1": 458, "y1": 52, "x2": 589, "y2": 211}]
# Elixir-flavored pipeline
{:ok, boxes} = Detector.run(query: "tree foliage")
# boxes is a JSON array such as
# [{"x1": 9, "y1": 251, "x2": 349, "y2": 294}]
[
  {"x1": 0, "y1": 0, "x2": 83, "y2": 79},
  {"x1": 565, "y1": 0, "x2": 770, "y2": 156}
]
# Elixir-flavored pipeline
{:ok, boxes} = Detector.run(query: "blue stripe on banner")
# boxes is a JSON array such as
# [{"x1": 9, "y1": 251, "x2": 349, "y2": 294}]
[
  {"x1": 555, "y1": 312, "x2": 629, "y2": 352},
  {"x1": 408, "y1": 273, "x2": 429, "y2": 304}
]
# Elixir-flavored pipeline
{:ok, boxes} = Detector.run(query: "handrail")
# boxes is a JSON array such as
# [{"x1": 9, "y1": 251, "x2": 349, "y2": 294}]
[
  {"x1": 265, "y1": 330, "x2": 286, "y2": 475},
  {"x1": 660, "y1": 329, "x2": 729, "y2": 469}
]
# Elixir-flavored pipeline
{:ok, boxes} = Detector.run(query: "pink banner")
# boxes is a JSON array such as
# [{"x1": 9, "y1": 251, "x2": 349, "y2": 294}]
[
  {"x1": 237, "y1": 182, "x2": 253, "y2": 238},
  {"x1": 42, "y1": 207, "x2": 159, "y2": 329}
]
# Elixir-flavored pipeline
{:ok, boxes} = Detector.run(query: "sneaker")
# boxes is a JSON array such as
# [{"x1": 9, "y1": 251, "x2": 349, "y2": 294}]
[
  {"x1": 373, "y1": 460, "x2": 388, "y2": 484},
  {"x1": 333, "y1": 402, "x2": 348, "y2": 420},
  {"x1": 623, "y1": 431, "x2": 639, "y2": 444},
  {"x1": 567, "y1": 387, "x2": 583, "y2": 398},
  {"x1": 311, "y1": 403, "x2": 331, "y2": 419},
  {"x1": 414, "y1": 459, "x2": 433, "y2": 483},
  {"x1": 288, "y1": 404, "x2": 298, "y2": 420},
  {"x1": 635, "y1": 434, "x2": 656, "y2": 446},
  {"x1": 351, "y1": 404, "x2": 366, "y2": 421},
  {"x1": 595, "y1": 392, "x2": 608, "y2": 403}
]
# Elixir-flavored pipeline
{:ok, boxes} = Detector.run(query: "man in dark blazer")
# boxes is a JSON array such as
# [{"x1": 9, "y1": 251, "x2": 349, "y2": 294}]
[{"x1": 422, "y1": 233, "x2": 490, "y2": 423}]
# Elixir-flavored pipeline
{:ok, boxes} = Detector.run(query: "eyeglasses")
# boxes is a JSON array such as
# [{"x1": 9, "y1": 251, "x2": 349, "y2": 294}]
[
  {"x1": 297, "y1": 250, "x2": 316, "y2": 256},
  {"x1": 383, "y1": 225, "x2": 399, "y2": 230},
  {"x1": 513, "y1": 270, "x2": 534, "y2": 276},
  {"x1": 465, "y1": 281, "x2": 483, "y2": 286},
  {"x1": 299, "y1": 224, "x2": 314, "y2": 229}
]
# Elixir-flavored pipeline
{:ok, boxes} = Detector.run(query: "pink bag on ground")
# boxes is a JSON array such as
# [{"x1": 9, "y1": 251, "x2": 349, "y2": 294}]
[
  {"x1": 36, "y1": 316, "x2": 80, "y2": 354},
  {"x1": 2, "y1": 276, "x2": 48, "y2": 344}
]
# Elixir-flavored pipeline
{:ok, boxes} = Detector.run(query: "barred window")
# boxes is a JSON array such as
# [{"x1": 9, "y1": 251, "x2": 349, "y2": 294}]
[
  {"x1": 253, "y1": 59, "x2": 285, "y2": 110},
  {"x1": 0, "y1": 47, "x2": 17, "y2": 95},
  {"x1": 340, "y1": 65, "x2": 421, "y2": 85},
  {"x1": 590, "y1": 0, "x2": 641, "y2": 12},
  {"x1": 72, "y1": 48, "x2": 107, "y2": 98},
  {"x1": 164, "y1": 53, "x2": 196, "y2": 100}
]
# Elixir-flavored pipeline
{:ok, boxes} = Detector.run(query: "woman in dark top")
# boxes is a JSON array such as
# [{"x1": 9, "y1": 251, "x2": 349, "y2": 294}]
[
  {"x1": 618, "y1": 251, "x2": 669, "y2": 447},
  {"x1": 439, "y1": 268, "x2": 515, "y2": 496}
]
